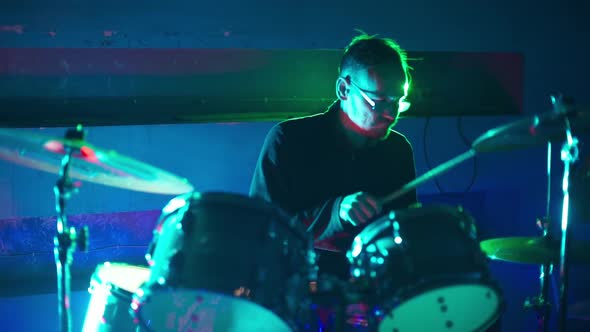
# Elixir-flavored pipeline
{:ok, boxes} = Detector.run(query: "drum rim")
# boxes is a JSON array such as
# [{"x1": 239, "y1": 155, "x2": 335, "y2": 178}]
[
  {"x1": 354, "y1": 204, "x2": 477, "y2": 244},
  {"x1": 92, "y1": 262, "x2": 151, "y2": 295},
  {"x1": 157, "y1": 191, "x2": 310, "y2": 237},
  {"x1": 147, "y1": 191, "x2": 314, "y2": 269}
]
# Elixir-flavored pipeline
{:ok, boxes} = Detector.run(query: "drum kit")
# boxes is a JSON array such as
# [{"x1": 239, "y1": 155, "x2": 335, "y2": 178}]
[{"x1": 0, "y1": 94, "x2": 588, "y2": 332}]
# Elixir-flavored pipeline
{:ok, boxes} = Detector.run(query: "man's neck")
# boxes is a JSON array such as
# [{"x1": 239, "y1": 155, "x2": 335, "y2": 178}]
[{"x1": 337, "y1": 110, "x2": 379, "y2": 149}]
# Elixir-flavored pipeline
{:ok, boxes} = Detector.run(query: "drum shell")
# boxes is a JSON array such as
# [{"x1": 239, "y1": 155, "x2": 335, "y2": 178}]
[
  {"x1": 82, "y1": 263, "x2": 150, "y2": 332},
  {"x1": 139, "y1": 192, "x2": 317, "y2": 329},
  {"x1": 348, "y1": 205, "x2": 503, "y2": 332},
  {"x1": 350, "y1": 205, "x2": 491, "y2": 297}
]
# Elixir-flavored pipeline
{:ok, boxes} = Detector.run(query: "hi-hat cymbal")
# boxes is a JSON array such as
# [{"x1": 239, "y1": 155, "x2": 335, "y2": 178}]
[
  {"x1": 472, "y1": 107, "x2": 590, "y2": 153},
  {"x1": 480, "y1": 236, "x2": 590, "y2": 265},
  {"x1": 0, "y1": 128, "x2": 194, "y2": 195}
]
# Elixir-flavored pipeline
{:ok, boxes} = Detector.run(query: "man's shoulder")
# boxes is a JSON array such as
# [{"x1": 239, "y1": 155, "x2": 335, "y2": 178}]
[
  {"x1": 275, "y1": 112, "x2": 326, "y2": 135},
  {"x1": 274, "y1": 100, "x2": 338, "y2": 136},
  {"x1": 386, "y1": 129, "x2": 413, "y2": 148},
  {"x1": 261, "y1": 112, "x2": 325, "y2": 149}
]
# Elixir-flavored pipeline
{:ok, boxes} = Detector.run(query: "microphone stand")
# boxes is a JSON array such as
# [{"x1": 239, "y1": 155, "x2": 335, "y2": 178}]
[
  {"x1": 543, "y1": 94, "x2": 579, "y2": 332},
  {"x1": 54, "y1": 125, "x2": 89, "y2": 332},
  {"x1": 524, "y1": 142, "x2": 553, "y2": 332},
  {"x1": 557, "y1": 117, "x2": 578, "y2": 332}
]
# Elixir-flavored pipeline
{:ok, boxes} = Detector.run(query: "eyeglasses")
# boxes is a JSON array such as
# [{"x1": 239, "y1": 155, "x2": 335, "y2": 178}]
[{"x1": 348, "y1": 79, "x2": 411, "y2": 113}]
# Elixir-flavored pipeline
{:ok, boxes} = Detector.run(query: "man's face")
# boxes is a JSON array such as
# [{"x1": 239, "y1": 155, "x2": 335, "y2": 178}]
[{"x1": 342, "y1": 64, "x2": 408, "y2": 139}]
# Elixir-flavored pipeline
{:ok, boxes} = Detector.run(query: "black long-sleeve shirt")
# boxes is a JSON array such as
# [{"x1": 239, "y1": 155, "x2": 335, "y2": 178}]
[{"x1": 250, "y1": 101, "x2": 418, "y2": 254}]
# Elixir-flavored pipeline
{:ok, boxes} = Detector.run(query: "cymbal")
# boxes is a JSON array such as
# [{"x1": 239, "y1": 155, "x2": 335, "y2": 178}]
[
  {"x1": 0, "y1": 128, "x2": 194, "y2": 195},
  {"x1": 472, "y1": 107, "x2": 590, "y2": 153},
  {"x1": 480, "y1": 236, "x2": 590, "y2": 265}
]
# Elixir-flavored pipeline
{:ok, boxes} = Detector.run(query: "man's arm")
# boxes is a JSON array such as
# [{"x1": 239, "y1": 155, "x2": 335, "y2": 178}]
[
  {"x1": 403, "y1": 136, "x2": 419, "y2": 206},
  {"x1": 381, "y1": 134, "x2": 419, "y2": 211},
  {"x1": 396, "y1": 136, "x2": 421, "y2": 209},
  {"x1": 249, "y1": 124, "x2": 345, "y2": 242}
]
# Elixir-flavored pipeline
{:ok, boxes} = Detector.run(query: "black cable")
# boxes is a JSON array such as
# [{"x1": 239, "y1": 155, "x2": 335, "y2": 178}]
[
  {"x1": 457, "y1": 116, "x2": 478, "y2": 193},
  {"x1": 423, "y1": 117, "x2": 446, "y2": 193}
]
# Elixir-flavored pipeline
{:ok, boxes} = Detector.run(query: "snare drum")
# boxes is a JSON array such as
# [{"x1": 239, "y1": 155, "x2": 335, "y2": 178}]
[
  {"x1": 348, "y1": 204, "x2": 503, "y2": 332},
  {"x1": 132, "y1": 192, "x2": 317, "y2": 332},
  {"x1": 82, "y1": 262, "x2": 150, "y2": 332}
]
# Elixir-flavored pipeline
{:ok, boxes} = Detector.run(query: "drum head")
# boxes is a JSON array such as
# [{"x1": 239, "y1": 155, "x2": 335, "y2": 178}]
[
  {"x1": 137, "y1": 289, "x2": 292, "y2": 332},
  {"x1": 378, "y1": 284, "x2": 501, "y2": 332}
]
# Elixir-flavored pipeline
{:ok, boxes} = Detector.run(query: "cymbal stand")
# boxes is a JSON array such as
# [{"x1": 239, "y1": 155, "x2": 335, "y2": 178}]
[
  {"x1": 557, "y1": 115, "x2": 578, "y2": 332},
  {"x1": 524, "y1": 142, "x2": 553, "y2": 332},
  {"x1": 54, "y1": 125, "x2": 88, "y2": 332}
]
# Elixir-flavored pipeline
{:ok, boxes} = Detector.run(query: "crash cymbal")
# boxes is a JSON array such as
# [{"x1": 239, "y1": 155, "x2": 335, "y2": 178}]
[
  {"x1": 472, "y1": 107, "x2": 590, "y2": 153},
  {"x1": 0, "y1": 128, "x2": 194, "y2": 195},
  {"x1": 480, "y1": 236, "x2": 590, "y2": 265}
]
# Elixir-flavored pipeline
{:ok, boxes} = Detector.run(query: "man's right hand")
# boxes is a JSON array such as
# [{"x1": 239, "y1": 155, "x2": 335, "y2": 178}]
[{"x1": 339, "y1": 191, "x2": 382, "y2": 227}]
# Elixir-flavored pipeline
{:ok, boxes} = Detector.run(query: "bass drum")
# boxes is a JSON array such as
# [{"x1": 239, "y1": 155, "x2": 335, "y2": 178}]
[
  {"x1": 82, "y1": 262, "x2": 150, "y2": 332},
  {"x1": 347, "y1": 204, "x2": 503, "y2": 332},
  {"x1": 132, "y1": 192, "x2": 317, "y2": 332}
]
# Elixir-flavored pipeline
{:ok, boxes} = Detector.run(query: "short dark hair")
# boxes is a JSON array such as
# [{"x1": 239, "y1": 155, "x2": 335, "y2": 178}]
[{"x1": 339, "y1": 32, "x2": 412, "y2": 89}]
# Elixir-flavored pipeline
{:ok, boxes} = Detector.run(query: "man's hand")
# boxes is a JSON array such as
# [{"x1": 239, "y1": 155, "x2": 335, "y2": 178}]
[{"x1": 339, "y1": 191, "x2": 382, "y2": 226}]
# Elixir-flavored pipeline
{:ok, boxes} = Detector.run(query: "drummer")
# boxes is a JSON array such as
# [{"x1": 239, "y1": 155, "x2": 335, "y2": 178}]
[
  {"x1": 250, "y1": 32, "x2": 503, "y2": 332},
  {"x1": 249, "y1": 32, "x2": 417, "y2": 279}
]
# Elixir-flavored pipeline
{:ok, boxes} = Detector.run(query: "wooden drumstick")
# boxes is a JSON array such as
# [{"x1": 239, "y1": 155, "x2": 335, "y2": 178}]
[{"x1": 379, "y1": 149, "x2": 477, "y2": 206}]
